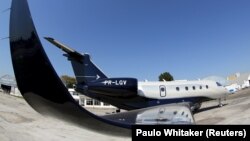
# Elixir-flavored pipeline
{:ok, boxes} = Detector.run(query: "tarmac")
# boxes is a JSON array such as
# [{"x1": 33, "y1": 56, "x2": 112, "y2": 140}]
[
  {"x1": 195, "y1": 88, "x2": 250, "y2": 124},
  {"x1": 0, "y1": 88, "x2": 250, "y2": 141},
  {"x1": 0, "y1": 91, "x2": 130, "y2": 141}
]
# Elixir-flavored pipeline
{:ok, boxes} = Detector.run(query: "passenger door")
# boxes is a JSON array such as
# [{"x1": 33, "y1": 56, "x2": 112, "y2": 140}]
[{"x1": 159, "y1": 85, "x2": 166, "y2": 97}]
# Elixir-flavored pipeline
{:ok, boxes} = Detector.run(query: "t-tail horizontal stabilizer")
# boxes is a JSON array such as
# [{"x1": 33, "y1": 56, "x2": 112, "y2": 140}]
[
  {"x1": 44, "y1": 37, "x2": 83, "y2": 61},
  {"x1": 44, "y1": 37, "x2": 108, "y2": 84}
]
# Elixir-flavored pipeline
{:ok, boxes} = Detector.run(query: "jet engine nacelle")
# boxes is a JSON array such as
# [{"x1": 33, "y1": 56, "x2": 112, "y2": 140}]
[{"x1": 87, "y1": 78, "x2": 138, "y2": 98}]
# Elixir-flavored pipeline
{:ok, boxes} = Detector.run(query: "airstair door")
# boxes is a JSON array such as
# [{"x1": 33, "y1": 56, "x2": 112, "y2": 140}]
[{"x1": 159, "y1": 85, "x2": 166, "y2": 97}]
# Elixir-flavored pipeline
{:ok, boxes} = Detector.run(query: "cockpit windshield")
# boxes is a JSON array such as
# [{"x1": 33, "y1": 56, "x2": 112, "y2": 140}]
[{"x1": 216, "y1": 82, "x2": 222, "y2": 86}]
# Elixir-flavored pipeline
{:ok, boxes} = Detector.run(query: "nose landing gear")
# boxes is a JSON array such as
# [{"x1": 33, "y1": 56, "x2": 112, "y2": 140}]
[{"x1": 218, "y1": 98, "x2": 223, "y2": 107}]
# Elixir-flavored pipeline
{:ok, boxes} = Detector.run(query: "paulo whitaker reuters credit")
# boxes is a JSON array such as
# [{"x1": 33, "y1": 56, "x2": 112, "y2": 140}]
[{"x1": 136, "y1": 129, "x2": 245, "y2": 137}]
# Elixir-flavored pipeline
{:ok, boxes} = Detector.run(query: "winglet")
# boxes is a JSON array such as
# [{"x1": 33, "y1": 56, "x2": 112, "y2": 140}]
[{"x1": 9, "y1": 0, "x2": 129, "y2": 135}]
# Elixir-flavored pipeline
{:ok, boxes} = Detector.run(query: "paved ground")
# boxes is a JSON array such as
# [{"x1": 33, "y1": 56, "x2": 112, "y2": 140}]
[
  {"x1": 0, "y1": 92, "x2": 130, "y2": 141},
  {"x1": 0, "y1": 88, "x2": 250, "y2": 141},
  {"x1": 195, "y1": 88, "x2": 250, "y2": 124}
]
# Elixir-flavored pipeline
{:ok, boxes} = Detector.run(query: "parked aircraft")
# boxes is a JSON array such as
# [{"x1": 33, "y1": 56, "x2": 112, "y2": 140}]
[
  {"x1": 9, "y1": 0, "x2": 228, "y2": 135},
  {"x1": 45, "y1": 37, "x2": 228, "y2": 112}
]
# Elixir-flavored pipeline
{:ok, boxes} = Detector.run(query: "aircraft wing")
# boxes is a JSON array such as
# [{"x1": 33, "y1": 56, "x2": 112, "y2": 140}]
[
  {"x1": 9, "y1": 0, "x2": 194, "y2": 137},
  {"x1": 103, "y1": 104, "x2": 194, "y2": 125}
]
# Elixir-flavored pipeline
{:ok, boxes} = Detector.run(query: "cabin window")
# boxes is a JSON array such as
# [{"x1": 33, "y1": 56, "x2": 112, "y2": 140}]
[
  {"x1": 216, "y1": 82, "x2": 222, "y2": 86},
  {"x1": 176, "y1": 87, "x2": 180, "y2": 91},
  {"x1": 185, "y1": 87, "x2": 188, "y2": 91},
  {"x1": 161, "y1": 87, "x2": 165, "y2": 92},
  {"x1": 192, "y1": 86, "x2": 196, "y2": 90},
  {"x1": 206, "y1": 85, "x2": 209, "y2": 89},
  {"x1": 173, "y1": 111, "x2": 177, "y2": 115},
  {"x1": 200, "y1": 86, "x2": 202, "y2": 89}
]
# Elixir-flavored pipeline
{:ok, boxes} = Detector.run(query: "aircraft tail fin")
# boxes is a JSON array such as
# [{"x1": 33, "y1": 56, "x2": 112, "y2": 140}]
[{"x1": 44, "y1": 37, "x2": 108, "y2": 84}]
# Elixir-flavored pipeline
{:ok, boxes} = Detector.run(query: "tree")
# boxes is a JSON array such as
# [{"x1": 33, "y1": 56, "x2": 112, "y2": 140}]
[
  {"x1": 159, "y1": 72, "x2": 174, "y2": 81},
  {"x1": 60, "y1": 75, "x2": 76, "y2": 88}
]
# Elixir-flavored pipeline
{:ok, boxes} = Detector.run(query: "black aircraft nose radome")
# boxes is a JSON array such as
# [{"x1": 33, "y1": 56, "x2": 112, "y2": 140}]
[{"x1": 9, "y1": 0, "x2": 130, "y2": 136}]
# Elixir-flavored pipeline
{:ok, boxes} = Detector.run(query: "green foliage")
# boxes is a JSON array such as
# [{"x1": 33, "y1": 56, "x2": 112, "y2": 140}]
[
  {"x1": 159, "y1": 72, "x2": 174, "y2": 81},
  {"x1": 60, "y1": 75, "x2": 76, "y2": 88}
]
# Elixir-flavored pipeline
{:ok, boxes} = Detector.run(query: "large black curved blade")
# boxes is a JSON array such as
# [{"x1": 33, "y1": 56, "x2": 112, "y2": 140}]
[{"x1": 9, "y1": 0, "x2": 130, "y2": 136}]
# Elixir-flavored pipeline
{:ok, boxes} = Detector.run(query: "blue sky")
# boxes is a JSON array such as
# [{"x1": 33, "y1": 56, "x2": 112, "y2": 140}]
[{"x1": 1, "y1": 0, "x2": 250, "y2": 81}]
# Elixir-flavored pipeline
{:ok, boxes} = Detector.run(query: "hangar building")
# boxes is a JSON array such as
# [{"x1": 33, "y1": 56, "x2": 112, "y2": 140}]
[{"x1": 0, "y1": 74, "x2": 21, "y2": 96}]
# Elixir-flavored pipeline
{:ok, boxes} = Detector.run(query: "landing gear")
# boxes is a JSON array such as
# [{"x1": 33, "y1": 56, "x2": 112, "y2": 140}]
[
  {"x1": 193, "y1": 103, "x2": 202, "y2": 112},
  {"x1": 218, "y1": 98, "x2": 223, "y2": 107}
]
